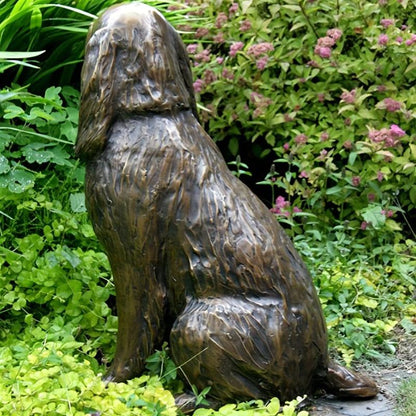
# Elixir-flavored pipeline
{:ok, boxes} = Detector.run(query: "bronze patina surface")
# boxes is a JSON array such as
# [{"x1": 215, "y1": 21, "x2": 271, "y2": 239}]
[{"x1": 76, "y1": 1, "x2": 378, "y2": 403}]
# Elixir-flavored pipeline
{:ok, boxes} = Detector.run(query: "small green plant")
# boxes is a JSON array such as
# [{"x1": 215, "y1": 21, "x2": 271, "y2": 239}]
[
  {"x1": 395, "y1": 377, "x2": 416, "y2": 416},
  {"x1": 193, "y1": 396, "x2": 309, "y2": 416},
  {"x1": 121, "y1": 395, "x2": 168, "y2": 416},
  {"x1": 146, "y1": 343, "x2": 184, "y2": 393},
  {"x1": 228, "y1": 155, "x2": 252, "y2": 178},
  {"x1": 0, "y1": 331, "x2": 176, "y2": 416},
  {"x1": 190, "y1": 385, "x2": 212, "y2": 409}
]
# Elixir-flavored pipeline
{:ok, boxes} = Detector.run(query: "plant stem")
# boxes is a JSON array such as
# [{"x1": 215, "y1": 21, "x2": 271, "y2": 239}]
[{"x1": 299, "y1": 0, "x2": 319, "y2": 39}]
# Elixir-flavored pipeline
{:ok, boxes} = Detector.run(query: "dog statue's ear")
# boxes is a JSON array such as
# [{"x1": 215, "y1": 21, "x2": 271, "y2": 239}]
[
  {"x1": 75, "y1": 28, "x2": 116, "y2": 161},
  {"x1": 75, "y1": 3, "x2": 199, "y2": 161}
]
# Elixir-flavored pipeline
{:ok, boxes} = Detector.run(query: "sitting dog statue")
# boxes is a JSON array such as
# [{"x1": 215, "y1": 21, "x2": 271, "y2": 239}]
[{"x1": 76, "y1": 1, "x2": 378, "y2": 404}]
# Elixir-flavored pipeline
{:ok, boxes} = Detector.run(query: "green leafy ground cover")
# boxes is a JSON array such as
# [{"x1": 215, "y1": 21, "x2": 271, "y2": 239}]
[
  {"x1": 0, "y1": 0, "x2": 415, "y2": 415},
  {"x1": 396, "y1": 377, "x2": 416, "y2": 416}
]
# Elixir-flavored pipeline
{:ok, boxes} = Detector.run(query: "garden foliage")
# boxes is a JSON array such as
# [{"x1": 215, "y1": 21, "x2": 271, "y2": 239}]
[{"x1": 0, "y1": 0, "x2": 415, "y2": 415}]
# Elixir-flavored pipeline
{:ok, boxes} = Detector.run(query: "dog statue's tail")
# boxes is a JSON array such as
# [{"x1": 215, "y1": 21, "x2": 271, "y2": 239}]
[{"x1": 323, "y1": 360, "x2": 378, "y2": 398}]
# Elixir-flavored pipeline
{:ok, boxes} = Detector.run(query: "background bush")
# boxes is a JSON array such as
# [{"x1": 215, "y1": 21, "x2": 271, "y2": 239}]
[
  {"x1": 186, "y1": 0, "x2": 416, "y2": 234},
  {"x1": 0, "y1": 0, "x2": 415, "y2": 414}
]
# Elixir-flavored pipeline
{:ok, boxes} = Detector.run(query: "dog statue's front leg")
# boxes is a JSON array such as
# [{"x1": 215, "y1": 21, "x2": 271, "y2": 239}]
[
  {"x1": 84, "y1": 164, "x2": 167, "y2": 383},
  {"x1": 104, "y1": 250, "x2": 166, "y2": 382}
]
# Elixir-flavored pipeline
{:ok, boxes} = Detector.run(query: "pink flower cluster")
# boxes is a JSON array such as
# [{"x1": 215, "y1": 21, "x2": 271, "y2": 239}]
[
  {"x1": 378, "y1": 32, "x2": 416, "y2": 46},
  {"x1": 382, "y1": 97, "x2": 402, "y2": 112},
  {"x1": 406, "y1": 34, "x2": 416, "y2": 46},
  {"x1": 317, "y1": 149, "x2": 328, "y2": 160},
  {"x1": 381, "y1": 18, "x2": 394, "y2": 28},
  {"x1": 192, "y1": 67, "x2": 223, "y2": 92},
  {"x1": 294, "y1": 133, "x2": 308, "y2": 145},
  {"x1": 344, "y1": 140, "x2": 353, "y2": 150},
  {"x1": 352, "y1": 176, "x2": 361, "y2": 187},
  {"x1": 213, "y1": 32, "x2": 225, "y2": 43},
  {"x1": 194, "y1": 49, "x2": 211, "y2": 63},
  {"x1": 240, "y1": 20, "x2": 251, "y2": 32},
  {"x1": 368, "y1": 124, "x2": 406, "y2": 148},
  {"x1": 186, "y1": 44, "x2": 198, "y2": 54},
  {"x1": 378, "y1": 33, "x2": 389, "y2": 45},
  {"x1": 229, "y1": 41, "x2": 244, "y2": 57},
  {"x1": 195, "y1": 28, "x2": 209, "y2": 39},
  {"x1": 248, "y1": 42, "x2": 274, "y2": 57},
  {"x1": 256, "y1": 57, "x2": 269, "y2": 70},
  {"x1": 203, "y1": 69, "x2": 217, "y2": 84},
  {"x1": 247, "y1": 42, "x2": 274, "y2": 70},
  {"x1": 314, "y1": 28, "x2": 342, "y2": 58},
  {"x1": 377, "y1": 171, "x2": 384, "y2": 182},
  {"x1": 340, "y1": 89, "x2": 356, "y2": 104},
  {"x1": 270, "y1": 196, "x2": 302, "y2": 217},
  {"x1": 382, "y1": 209, "x2": 394, "y2": 217},
  {"x1": 229, "y1": 2, "x2": 238, "y2": 14},
  {"x1": 216, "y1": 12, "x2": 228, "y2": 28},
  {"x1": 250, "y1": 91, "x2": 272, "y2": 105},
  {"x1": 320, "y1": 132, "x2": 330, "y2": 141},
  {"x1": 222, "y1": 68, "x2": 234, "y2": 80},
  {"x1": 186, "y1": 44, "x2": 211, "y2": 67},
  {"x1": 193, "y1": 79, "x2": 204, "y2": 93}
]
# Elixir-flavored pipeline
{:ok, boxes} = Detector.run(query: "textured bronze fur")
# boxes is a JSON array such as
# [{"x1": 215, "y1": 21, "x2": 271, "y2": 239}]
[{"x1": 76, "y1": 2, "x2": 378, "y2": 403}]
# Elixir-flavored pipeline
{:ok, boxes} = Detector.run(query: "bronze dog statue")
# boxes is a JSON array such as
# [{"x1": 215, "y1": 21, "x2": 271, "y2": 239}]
[{"x1": 76, "y1": 1, "x2": 378, "y2": 404}]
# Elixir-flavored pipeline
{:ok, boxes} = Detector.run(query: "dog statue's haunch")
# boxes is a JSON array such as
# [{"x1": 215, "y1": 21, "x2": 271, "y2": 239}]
[{"x1": 76, "y1": 2, "x2": 378, "y2": 403}]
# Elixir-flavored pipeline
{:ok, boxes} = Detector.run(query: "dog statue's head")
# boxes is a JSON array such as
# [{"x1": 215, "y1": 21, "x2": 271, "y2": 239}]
[{"x1": 75, "y1": 2, "x2": 197, "y2": 160}]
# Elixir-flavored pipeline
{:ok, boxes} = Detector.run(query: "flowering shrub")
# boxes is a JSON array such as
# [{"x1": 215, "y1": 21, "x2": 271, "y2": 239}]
[{"x1": 183, "y1": 0, "x2": 415, "y2": 251}]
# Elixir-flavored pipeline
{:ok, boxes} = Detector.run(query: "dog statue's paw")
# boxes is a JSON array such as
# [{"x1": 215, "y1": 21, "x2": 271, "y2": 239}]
[{"x1": 103, "y1": 358, "x2": 142, "y2": 384}]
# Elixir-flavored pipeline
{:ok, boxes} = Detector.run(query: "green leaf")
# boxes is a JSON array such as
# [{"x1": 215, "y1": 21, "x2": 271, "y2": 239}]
[
  {"x1": 30, "y1": 7, "x2": 42, "y2": 30},
  {"x1": 70, "y1": 193, "x2": 86, "y2": 213},
  {"x1": 56, "y1": 283, "x2": 72, "y2": 299},
  {"x1": 241, "y1": 0, "x2": 253, "y2": 14},
  {"x1": 266, "y1": 397, "x2": 281, "y2": 414},
  {"x1": 361, "y1": 205, "x2": 386, "y2": 229},
  {"x1": 409, "y1": 187, "x2": 416, "y2": 205},
  {"x1": 282, "y1": 5, "x2": 301, "y2": 11},
  {"x1": 3, "y1": 104, "x2": 25, "y2": 118},
  {"x1": 357, "y1": 108, "x2": 377, "y2": 119},
  {"x1": 356, "y1": 297, "x2": 378, "y2": 309},
  {"x1": 0, "y1": 50, "x2": 45, "y2": 59},
  {"x1": 385, "y1": 219, "x2": 402, "y2": 231},
  {"x1": 228, "y1": 137, "x2": 239, "y2": 156},
  {"x1": 48, "y1": 25, "x2": 88, "y2": 34},
  {"x1": 45, "y1": 86, "x2": 62, "y2": 102},
  {"x1": 193, "y1": 408, "x2": 214, "y2": 416},
  {"x1": 60, "y1": 120, "x2": 77, "y2": 142},
  {"x1": 0, "y1": 155, "x2": 10, "y2": 174},
  {"x1": 61, "y1": 247, "x2": 81, "y2": 268},
  {"x1": 326, "y1": 186, "x2": 342, "y2": 195},
  {"x1": 348, "y1": 152, "x2": 358, "y2": 166},
  {"x1": 22, "y1": 143, "x2": 54, "y2": 164},
  {"x1": 0, "y1": 169, "x2": 35, "y2": 193},
  {"x1": 338, "y1": 104, "x2": 355, "y2": 114}
]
